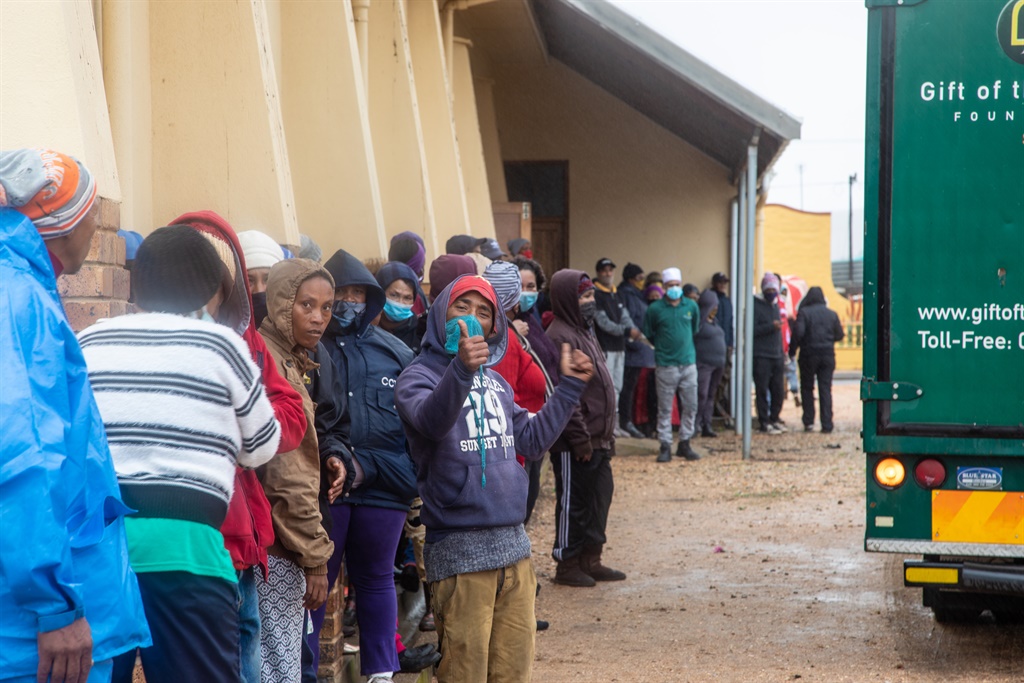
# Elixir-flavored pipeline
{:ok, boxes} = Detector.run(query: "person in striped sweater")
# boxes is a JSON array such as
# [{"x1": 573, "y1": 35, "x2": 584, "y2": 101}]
[{"x1": 80, "y1": 226, "x2": 281, "y2": 683}]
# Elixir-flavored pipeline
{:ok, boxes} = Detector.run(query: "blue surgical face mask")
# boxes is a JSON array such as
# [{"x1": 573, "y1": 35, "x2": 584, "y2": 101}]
[
  {"x1": 196, "y1": 306, "x2": 216, "y2": 323},
  {"x1": 444, "y1": 314, "x2": 485, "y2": 356},
  {"x1": 764, "y1": 291, "x2": 778, "y2": 303},
  {"x1": 333, "y1": 301, "x2": 366, "y2": 328},
  {"x1": 519, "y1": 291, "x2": 538, "y2": 312},
  {"x1": 384, "y1": 299, "x2": 414, "y2": 322},
  {"x1": 666, "y1": 286, "x2": 683, "y2": 301}
]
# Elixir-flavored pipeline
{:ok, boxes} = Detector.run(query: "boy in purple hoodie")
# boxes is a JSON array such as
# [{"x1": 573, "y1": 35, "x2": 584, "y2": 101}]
[{"x1": 395, "y1": 274, "x2": 593, "y2": 683}]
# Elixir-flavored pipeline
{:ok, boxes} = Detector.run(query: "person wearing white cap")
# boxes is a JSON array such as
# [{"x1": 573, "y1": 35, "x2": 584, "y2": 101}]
[
  {"x1": 642, "y1": 267, "x2": 702, "y2": 462},
  {"x1": 238, "y1": 230, "x2": 285, "y2": 294}
]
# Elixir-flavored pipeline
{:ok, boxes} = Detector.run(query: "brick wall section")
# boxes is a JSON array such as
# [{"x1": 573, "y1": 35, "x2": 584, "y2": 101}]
[
  {"x1": 318, "y1": 582, "x2": 346, "y2": 683},
  {"x1": 61, "y1": 197, "x2": 128, "y2": 332}
]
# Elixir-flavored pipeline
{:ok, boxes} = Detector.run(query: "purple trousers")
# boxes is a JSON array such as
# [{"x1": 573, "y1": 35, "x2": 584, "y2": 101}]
[{"x1": 308, "y1": 504, "x2": 406, "y2": 676}]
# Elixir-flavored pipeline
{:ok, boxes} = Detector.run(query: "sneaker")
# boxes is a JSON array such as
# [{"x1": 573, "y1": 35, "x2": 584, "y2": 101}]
[
  {"x1": 613, "y1": 426, "x2": 629, "y2": 438},
  {"x1": 656, "y1": 442, "x2": 672, "y2": 462},
  {"x1": 803, "y1": 424, "x2": 814, "y2": 432},
  {"x1": 765, "y1": 423, "x2": 783, "y2": 435},
  {"x1": 821, "y1": 426, "x2": 834, "y2": 434},
  {"x1": 701, "y1": 426, "x2": 718, "y2": 438},
  {"x1": 553, "y1": 557, "x2": 597, "y2": 587},
  {"x1": 770, "y1": 421, "x2": 788, "y2": 434}
]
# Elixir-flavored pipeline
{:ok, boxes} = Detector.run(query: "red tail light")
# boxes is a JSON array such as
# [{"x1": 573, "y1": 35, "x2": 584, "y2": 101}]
[{"x1": 914, "y1": 459, "x2": 946, "y2": 489}]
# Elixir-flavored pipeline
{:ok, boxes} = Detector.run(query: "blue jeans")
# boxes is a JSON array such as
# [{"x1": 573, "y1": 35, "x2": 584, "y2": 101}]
[{"x1": 237, "y1": 567, "x2": 262, "y2": 683}]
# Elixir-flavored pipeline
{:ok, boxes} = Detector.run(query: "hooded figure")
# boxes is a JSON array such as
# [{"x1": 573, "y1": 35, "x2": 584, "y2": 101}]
[
  {"x1": 1, "y1": 152, "x2": 150, "y2": 680},
  {"x1": 694, "y1": 290, "x2": 726, "y2": 438},
  {"x1": 790, "y1": 286, "x2": 844, "y2": 433},
  {"x1": 544, "y1": 269, "x2": 624, "y2": 587},
  {"x1": 395, "y1": 274, "x2": 590, "y2": 683},
  {"x1": 752, "y1": 272, "x2": 786, "y2": 432},
  {"x1": 375, "y1": 260, "x2": 428, "y2": 352},
  {"x1": 428, "y1": 254, "x2": 477, "y2": 302},
  {"x1": 315, "y1": 249, "x2": 419, "y2": 680},
  {"x1": 256, "y1": 259, "x2": 339, "y2": 682},
  {"x1": 169, "y1": 210, "x2": 306, "y2": 683}
]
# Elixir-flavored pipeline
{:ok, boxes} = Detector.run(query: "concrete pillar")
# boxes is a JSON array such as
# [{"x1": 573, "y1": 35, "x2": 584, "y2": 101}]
[
  {"x1": 473, "y1": 77, "x2": 508, "y2": 204},
  {"x1": 367, "y1": 0, "x2": 439, "y2": 260},
  {"x1": 147, "y1": 0, "x2": 299, "y2": 245},
  {"x1": 406, "y1": 0, "x2": 473, "y2": 238},
  {"x1": 452, "y1": 39, "x2": 496, "y2": 235},
  {"x1": 102, "y1": 0, "x2": 153, "y2": 232},
  {"x1": 278, "y1": 0, "x2": 386, "y2": 260}
]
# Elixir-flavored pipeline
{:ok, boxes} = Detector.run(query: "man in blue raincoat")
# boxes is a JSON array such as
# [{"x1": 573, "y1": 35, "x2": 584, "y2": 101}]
[{"x1": 0, "y1": 149, "x2": 150, "y2": 683}]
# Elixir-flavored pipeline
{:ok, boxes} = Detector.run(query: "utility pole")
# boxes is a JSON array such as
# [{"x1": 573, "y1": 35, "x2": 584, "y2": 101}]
[{"x1": 848, "y1": 173, "x2": 858, "y2": 286}]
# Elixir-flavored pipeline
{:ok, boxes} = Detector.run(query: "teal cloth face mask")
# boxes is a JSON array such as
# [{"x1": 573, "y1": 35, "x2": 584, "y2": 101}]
[
  {"x1": 384, "y1": 299, "x2": 415, "y2": 321},
  {"x1": 519, "y1": 291, "x2": 538, "y2": 312},
  {"x1": 444, "y1": 314, "x2": 485, "y2": 355}
]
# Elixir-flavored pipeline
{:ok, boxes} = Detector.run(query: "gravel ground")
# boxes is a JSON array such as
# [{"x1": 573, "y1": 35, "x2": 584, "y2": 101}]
[{"x1": 514, "y1": 381, "x2": 1024, "y2": 682}]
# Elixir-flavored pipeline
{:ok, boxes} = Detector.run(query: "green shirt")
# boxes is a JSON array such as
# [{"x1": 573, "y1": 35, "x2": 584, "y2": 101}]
[
  {"x1": 643, "y1": 297, "x2": 700, "y2": 367},
  {"x1": 125, "y1": 517, "x2": 237, "y2": 583}
]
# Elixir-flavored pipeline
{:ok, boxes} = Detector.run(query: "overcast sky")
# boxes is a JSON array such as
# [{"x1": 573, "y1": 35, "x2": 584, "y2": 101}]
[{"x1": 609, "y1": 0, "x2": 868, "y2": 259}]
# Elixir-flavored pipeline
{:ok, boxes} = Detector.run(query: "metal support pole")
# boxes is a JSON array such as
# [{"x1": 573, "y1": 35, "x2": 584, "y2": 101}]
[
  {"x1": 729, "y1": 198, "x2": 739, "y2": 433},
  {"x1": 735, "y1": 175, "x2": 747, "y2": 439},
  {"x1": 742, "y1": 136, "x2": 759, "y2": 461}
]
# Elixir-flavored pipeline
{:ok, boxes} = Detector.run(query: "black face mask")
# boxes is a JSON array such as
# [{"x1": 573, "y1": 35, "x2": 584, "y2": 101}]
[
  {"x1": 251, "y1": 292, "x2": 268, "y2": 329},
  {"x1": 579, "y1": 300, "x2": 597, "y2": 327}
]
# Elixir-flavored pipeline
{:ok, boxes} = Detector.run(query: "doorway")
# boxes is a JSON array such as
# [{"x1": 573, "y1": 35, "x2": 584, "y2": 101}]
[{"x1": 503, "y1": 161, "x2": 568, "y2": 281}]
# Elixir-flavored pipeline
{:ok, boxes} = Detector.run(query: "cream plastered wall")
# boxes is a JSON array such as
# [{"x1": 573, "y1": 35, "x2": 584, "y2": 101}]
[
  {"x1": 277, "y1": 0, "x2": 386, "y2": 260},
  {"x1": 761, "y1": 203, "x2": 860, "y2": 371},
  {"x1": 147, "y1": 0, "x2": 299, "y2": 245},
  {"x1": 1, "y1": 0, "x2": 119, "y2": 201},
  {"x1": 489, "y1": 58, "x2": 734, "y2": 282}
]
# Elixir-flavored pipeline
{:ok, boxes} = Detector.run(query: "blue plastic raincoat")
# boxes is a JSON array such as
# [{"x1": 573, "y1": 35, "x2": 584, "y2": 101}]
[{"x1": 0, "y1": 209, "x2": 150, "y2": 676}]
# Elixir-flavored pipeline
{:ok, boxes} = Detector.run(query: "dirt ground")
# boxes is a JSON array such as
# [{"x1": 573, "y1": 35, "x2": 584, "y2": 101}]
[{"x1": 403, "y1": 380, "x2": 1023, "y2": 682}]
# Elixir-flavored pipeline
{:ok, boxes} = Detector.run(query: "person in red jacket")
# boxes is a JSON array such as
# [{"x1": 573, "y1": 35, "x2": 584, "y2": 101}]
[{"x1": 170, "y1": 211, "x2": 307, "y2": 683}]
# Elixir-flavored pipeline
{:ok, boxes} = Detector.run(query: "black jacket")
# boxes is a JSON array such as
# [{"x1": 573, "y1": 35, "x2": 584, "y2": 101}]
[
  {"x1": 753, "y1": 296, "x2": 784, "y2": 359},
  {"x1": 323, "y1": 249, "x2": 418, "y2": 511},
  {"x1": 593, "y1": 284, "x2": 633, "y2": 353},
  {"x1": 619, "y1": 281, "x2": 655, "y2": 368},
  {"x1": 791, "y1": 287, "x2": 844, "y2": 358}
]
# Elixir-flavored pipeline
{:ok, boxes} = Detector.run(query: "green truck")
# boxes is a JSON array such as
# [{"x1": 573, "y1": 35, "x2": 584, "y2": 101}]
[{"x1": 862, "y1": 0, "x2": 1024, "y2": 620}]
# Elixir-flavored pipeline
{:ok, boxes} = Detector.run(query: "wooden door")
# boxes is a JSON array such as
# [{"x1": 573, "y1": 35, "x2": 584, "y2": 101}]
[{"x1": 492, "y1": 202, "x2": 531, "y2": 257}]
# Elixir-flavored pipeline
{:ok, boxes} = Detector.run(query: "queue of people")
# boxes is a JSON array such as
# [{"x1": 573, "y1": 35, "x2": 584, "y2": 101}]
[{"x1": 1, "y1": 147, "x2": 844, "y2": 683}]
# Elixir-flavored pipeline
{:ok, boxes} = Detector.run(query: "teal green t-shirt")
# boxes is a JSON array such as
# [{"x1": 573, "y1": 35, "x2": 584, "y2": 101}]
[
  {"x1": 125, "y1": 517, "x2": 237, "y2": 583},
  {"x1": 643, "y1": 297, "x2": 700, "y2": 366}
]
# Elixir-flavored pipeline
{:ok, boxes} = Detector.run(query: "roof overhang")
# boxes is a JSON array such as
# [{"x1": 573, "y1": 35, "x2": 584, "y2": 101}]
[{"x1": 528, "y1": 0, "x2": 802, "y2": 182}]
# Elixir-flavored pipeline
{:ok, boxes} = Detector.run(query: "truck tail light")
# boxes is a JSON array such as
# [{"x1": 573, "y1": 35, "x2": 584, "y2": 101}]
[
  {"x1": 914, "y1": 459, "x2": 946, "y2": 489},
  {"x1": 875, "y1": 457, "x2": 906, "y2": 489}
]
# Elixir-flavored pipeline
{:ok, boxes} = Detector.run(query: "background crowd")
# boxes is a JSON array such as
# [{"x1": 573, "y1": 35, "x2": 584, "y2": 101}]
[{"x1": 1, "y1": 148, "x2": 843, "y2": 683}]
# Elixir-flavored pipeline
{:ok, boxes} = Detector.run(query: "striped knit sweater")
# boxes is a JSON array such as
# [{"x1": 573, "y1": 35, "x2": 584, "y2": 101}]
[{"x1": 79, "y1": 313, "x2": 281, "y2": 530}]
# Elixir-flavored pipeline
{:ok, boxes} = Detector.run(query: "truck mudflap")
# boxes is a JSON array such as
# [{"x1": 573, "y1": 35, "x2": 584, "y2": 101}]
[{"x1": 905, "y1": 560, "x2": 1024, "y2": 596}]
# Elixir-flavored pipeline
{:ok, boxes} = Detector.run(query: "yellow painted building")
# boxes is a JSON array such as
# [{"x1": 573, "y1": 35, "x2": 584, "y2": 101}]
[{"x1": 760, "y1": 203, "x2": 862, "y2": 371}]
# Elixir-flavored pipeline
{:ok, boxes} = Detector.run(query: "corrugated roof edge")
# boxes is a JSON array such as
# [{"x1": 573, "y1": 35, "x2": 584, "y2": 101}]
[{"x1": 561, "y1": 0, "x2": 803, "y2": 142}]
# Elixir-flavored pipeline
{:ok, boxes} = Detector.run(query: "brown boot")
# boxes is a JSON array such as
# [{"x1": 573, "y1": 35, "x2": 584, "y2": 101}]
[
  {"x1": 580, "y1": 545, "x2": 627, "y2": 582},
  {"x1": 552, "y1": 556, "x2": 596, "y2": 587}
]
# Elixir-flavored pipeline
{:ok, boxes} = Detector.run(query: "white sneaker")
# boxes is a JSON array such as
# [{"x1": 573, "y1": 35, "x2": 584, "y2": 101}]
[
  {"x1": 771, "y1": 422, "x2": 788, "y2": 433},
  {"x1": 766, "y1": 423, "x2": 784, "y2": 435}
]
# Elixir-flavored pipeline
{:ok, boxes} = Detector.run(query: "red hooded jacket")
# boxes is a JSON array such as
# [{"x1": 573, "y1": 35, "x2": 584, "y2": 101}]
[{"x1": 169, "y1": 210, "x2": 306, "y2": 576}]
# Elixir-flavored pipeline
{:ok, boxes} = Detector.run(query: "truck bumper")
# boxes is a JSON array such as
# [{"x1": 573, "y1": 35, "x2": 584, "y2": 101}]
[{"x1": 905, "y1": 560, "x2": 1024, "y2": 596}]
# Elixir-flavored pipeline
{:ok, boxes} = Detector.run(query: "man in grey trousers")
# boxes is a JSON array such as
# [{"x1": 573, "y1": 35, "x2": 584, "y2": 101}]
[{"x1": 643, "y1": 267, "x2": 702, "y2": 463}]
